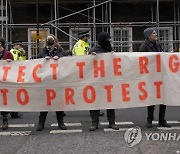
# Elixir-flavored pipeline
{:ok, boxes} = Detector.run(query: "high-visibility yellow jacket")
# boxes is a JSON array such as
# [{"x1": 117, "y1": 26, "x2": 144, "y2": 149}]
[
  {"x1": 72, "y1": 39, "x2": 89, "y2": 56},
  {"x1": 10, "y1": 48, "x2": 26, "y2": 60}
]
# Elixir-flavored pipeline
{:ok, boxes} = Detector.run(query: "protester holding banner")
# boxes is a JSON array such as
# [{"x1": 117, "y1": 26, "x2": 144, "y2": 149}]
[
  {"x1": 88, "y1": 32, "x2": 119, "y2": 131},
  {"x1": 36, "y1": 34, "x2": 68, "y2": 131},
  {"x1": 0, "y1": 37, "x2": 14, "y2": 130},
  {"x1": 72, "y1": 30, "x2": 105, "y2": 116},
  {"x1": 139, "y1": 27, "x2": 171, "y2": 128}
]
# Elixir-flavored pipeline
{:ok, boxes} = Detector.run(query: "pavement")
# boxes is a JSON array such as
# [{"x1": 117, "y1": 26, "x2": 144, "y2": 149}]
[{"x1": 0, "y1": 106, "x2": 180, "y2": 154}]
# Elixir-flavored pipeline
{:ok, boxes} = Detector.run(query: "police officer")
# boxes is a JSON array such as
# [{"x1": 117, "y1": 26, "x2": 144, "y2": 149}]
[
  {"x1": 9, "y1": 40, "x2": 25, "y2": 119},
  {"x1": 72, "y1": 31, "x2": 90, "y2": 56},
  {"x1": 88, "y1": 32, "x2": 119, "y2": 131},
  {"x1": 36, "y1": 34, "x2": 68, "y2": 131},
  {"x1": 10, "y1": 40, "x2": 26, "y2": 60},
  {"x1": 139, "y1": 27, "x2": 171, "y2": 128}
]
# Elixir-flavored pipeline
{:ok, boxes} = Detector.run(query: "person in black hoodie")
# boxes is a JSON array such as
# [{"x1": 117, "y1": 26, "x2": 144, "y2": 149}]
[
  {"x1": 88, "y1": 32, "x2": 119, "y2": 131},
  {"x1": 36, "y1": 34, "x2": 68, "y2": 131},
  {"x1": 139, "y1": 27, "x2": 171, "y2": 128}
]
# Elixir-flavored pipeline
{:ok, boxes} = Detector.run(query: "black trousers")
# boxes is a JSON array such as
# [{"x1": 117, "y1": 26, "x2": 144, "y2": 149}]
[
  {"x1": 10, "y1": 112, "x2": 19, "y2": 117},
  {"x1": 1, "y1": 112, "x2": 21, "y2": 118},
  {"x1": 90, "y1": 109, "x2": 115, "y2": 123},
  {"x1": 147, "y1": 105, "x2": 166, "y2": 122},
  {"x1": 39, "y1": 111, "x2": 64, "y2": 118},
  {"x1": 1, "y1": 112, "x2": 8, "y2": 119}
]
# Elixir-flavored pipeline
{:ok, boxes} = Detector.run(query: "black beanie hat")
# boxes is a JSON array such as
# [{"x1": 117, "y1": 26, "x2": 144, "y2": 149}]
[
  {"x1": 98, "y1": 32, "x2": 111, "y2": 44},
  {"x1": 144, "y1": 28, "x2": 154, "y2": 38}
]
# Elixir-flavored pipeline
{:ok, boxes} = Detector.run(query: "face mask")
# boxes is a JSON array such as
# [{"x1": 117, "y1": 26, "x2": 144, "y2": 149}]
[
  {"x1": 47, "y1": 39, "x2": 55, "y2": 46},
  {"x1": 100, "y1": 40, "x2": 111, "y2": 48}
]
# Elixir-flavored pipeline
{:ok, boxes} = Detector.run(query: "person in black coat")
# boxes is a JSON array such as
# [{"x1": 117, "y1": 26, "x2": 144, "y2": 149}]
[
  {"x1": 36, "y1": 34, "x2": 68, "y2": 131},
  {"x1": 88, "y1": 32, "x2": 119, "y2": 131},
  {"x1": 0, "y1": 37, "x2": 14, "y2": 130},
  {"x1": 139, "y1": 27, "x2": 171, "y2": 128}
]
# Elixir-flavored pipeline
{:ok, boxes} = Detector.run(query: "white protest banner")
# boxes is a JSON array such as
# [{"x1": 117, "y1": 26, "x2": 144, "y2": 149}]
[{"x1": 0, "y1": 52, "x2": 179, "y2": 111}]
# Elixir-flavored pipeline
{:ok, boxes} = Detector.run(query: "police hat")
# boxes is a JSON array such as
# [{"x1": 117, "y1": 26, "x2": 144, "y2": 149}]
[
  {"x1": 13, "y1": 40, "x2": 22, "y2": 45},
  {"x1": 78, "y1": 31, "x2": 90, "y2": 38}
]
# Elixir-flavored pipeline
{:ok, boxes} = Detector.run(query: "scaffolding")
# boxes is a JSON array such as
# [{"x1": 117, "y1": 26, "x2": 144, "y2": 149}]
[{"x1": 1, "y1": 0, "x2": 180, "y2": 59}]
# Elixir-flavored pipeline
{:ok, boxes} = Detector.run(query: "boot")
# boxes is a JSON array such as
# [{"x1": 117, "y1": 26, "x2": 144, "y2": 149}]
[
  {"x1": 58, "y1": 121, "x2": 66, "y2": 130},
  {"x1": 36, "y1": 116, "x2": 46, "y2": 131},
  {"x1": 159, "y1": 120, "x2": 171, "y2": 127},
  {"x1": 2, "y1": 119, "x2": 8, "y2": 130},
  {"x1": 89, "y1": 121, "x2": 98, "y2": 131},
  {"x1": 56, "y1": 113, "x2": 66, "y2": 130},
  {"x1": 147, "y1": 106, "x2": 154, "y2": 128},
  {"x1": 146, "y1": 119, "x2": 152, "y2": 128},
  {"x1": 109, "y1": 122, "x2": 119, "y2": 130}
]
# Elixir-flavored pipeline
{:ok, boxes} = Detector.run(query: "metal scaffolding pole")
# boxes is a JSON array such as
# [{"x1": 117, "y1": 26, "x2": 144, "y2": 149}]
[
  {"x1": 59, "y1": 4, "x2": 102, "y2": 22},
  {"x1": 5, "y1": 0, "x2": 8, "y2": 45},
  {"x1": 7, "y1": 21, "x2": 180, "y2": 28},
  {"x1": 8, "y1": 0, "x2": 13, "y2": 44},
  {"x1": 49, "y1": 23, "x2": 77, "y2": 41},
  {"x1": 151, "y1": 3, "x2": 154, "y2": 23},
  {"x1": 109, "y1": 0, "x2": 112, "y2": 37},
  {"x1": 101, "y1": 4, "x2": 104, "y2": 24},
  {"x1": 178, "y1": 3, "x2": 180, "y2": 51},
  {"x1": 41, "y1": 0, "x2": 112, "y2": 26},
  {"x1": 50, "y1": 2, "x2": 53, "y2": 33},
  {"x1": 156, "y1": 0, "x2": 159, "y2": 36},
  {"x1": 54, "y1": 0, "x2": 57, "y2": 37},
  {"x1": 36, "y1": 0, "x2": 39, "y2": 55},
  {"x1": 174, "y1": 2, "x2": 176, "y2": 46},
  {"x1": 93, "y1": 0, "x2": 96, "y2": 46},
  {"x1": 1, "y1": 0, "x2": 3, "y2": 37},
  {"x1": 88, "y1": 3, "x2": 90, "y2": 26}
]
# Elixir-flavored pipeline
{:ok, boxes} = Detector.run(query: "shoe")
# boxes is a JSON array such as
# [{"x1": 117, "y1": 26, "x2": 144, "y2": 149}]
[
  {"x1": 58, "y1": 122, "x2": 67, "y2": 130},
  {"x1": 36, "y1": 123, "x2": 44, "y2": 131},
  {"x1": 36, "y1": 116, "x2": 46, "y2": 131},
  {"x1": 2, "y1": 119, "x2": 8, "y2": 130},
  {"x1": 146, "y1": 120, "x2": 152, "y2": 128},
  {"x1": 159, "y1": 120, "x2": 171, "y2": 127},
  {"x1": 99, "y1": 111, "x2": 104, "y2": 116},
  {"x1": 89, "y1": 122, "x2": 98, "y2": 131},
  {"x1": 11, "y1": 113, "x2": 23, "y2": 119},
  {"x1": 109, "y1": 122, "x2": 119, "y2": 130},
  {"x1": 57, "y1": 113, "x2": 67, "y2": 130}
]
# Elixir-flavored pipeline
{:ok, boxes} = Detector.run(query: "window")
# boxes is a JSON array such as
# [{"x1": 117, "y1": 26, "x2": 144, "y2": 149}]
[
  {"x1": 28, "y1": 28, "x2": 49, "y2": 59},
  {"x1": 112, "y1": 28, "x2": 132, "y2": 52},
  {"x1": 69, "y1": 28, "x2": 91, "y2": 50},
  {"x1": 158, "y1": 27, "x2": 173, "y2": 52}
]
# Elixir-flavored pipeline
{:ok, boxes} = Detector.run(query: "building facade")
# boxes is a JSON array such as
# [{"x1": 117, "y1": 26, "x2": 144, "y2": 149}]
[{"x1": 0, "y1": 0, "x2": 180, "y2": 59}]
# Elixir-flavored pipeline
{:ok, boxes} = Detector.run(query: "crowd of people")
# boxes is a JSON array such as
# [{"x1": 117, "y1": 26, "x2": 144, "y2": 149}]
[{"x1": 0, "y1": 27, "x2": 172, "y2": 131}]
